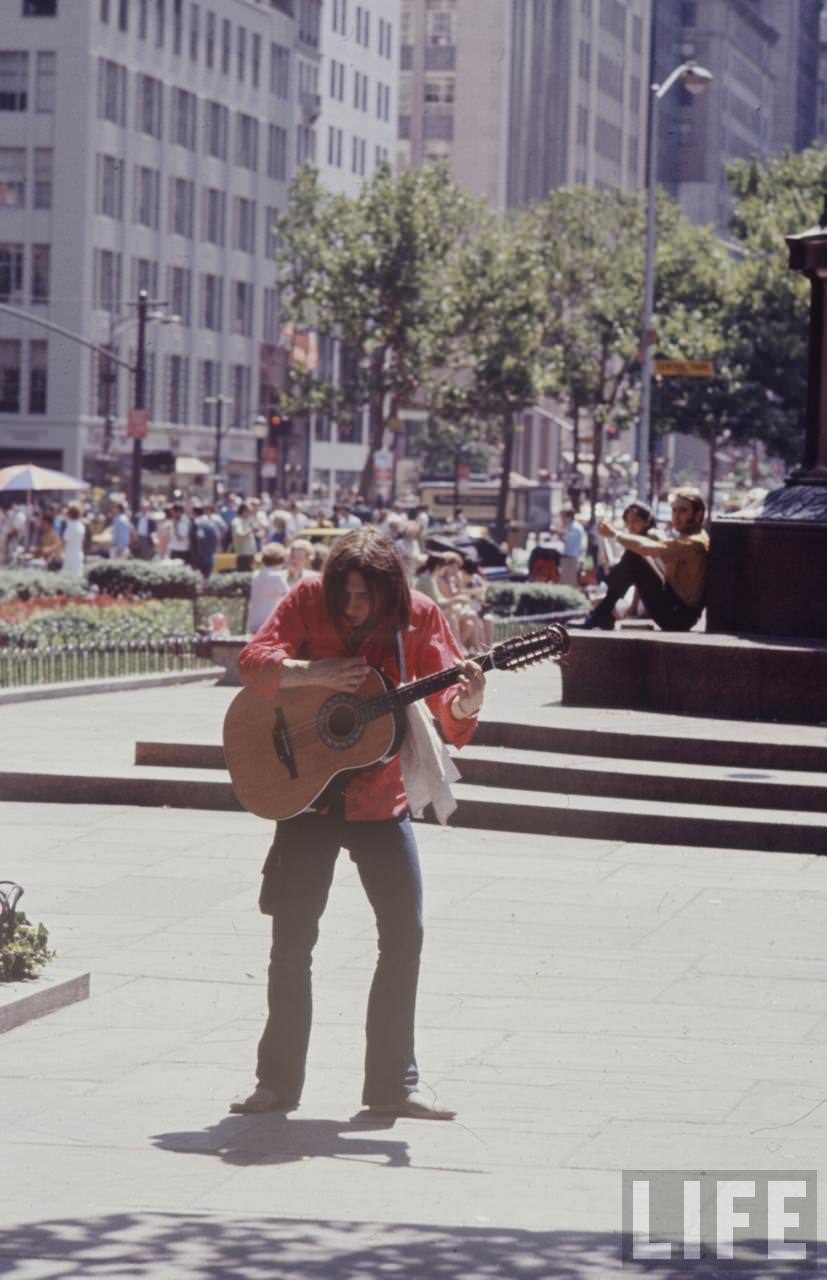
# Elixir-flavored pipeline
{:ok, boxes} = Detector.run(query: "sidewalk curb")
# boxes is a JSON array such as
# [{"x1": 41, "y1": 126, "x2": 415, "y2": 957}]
[
  {"x1": 0, "y1": 668, "x2": 224, "y2": 707},
  {"x1": 0, "y1": 969, "x2": 90, "y2": 1034}
]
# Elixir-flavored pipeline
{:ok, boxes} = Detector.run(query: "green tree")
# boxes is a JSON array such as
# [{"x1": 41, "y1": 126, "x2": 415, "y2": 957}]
[
  {"x1": 726, "y1": 147, "x2": 827, "y2": 466},
  {"x1": 445, "y1": 209, "x2": 555, "y2": 540},
  {"x1": 275, "y1": 164, "x2": 476, "y2": 498}
]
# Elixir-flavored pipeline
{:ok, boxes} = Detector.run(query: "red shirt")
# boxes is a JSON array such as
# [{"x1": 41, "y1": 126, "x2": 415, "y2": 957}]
[{"x1": 238, "y1": 578, "x2": 478, "y2": 821}]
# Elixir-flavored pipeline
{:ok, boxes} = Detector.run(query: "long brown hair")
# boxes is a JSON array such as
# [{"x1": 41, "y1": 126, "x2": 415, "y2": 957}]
[{"x1": 323, "y1": 527, "x2": 411, "y2": 631}]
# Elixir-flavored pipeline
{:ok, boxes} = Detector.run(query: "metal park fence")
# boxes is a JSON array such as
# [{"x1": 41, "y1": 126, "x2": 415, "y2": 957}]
[{"x1": 0, "y1": 637, "x2": 215, "y2": 688}]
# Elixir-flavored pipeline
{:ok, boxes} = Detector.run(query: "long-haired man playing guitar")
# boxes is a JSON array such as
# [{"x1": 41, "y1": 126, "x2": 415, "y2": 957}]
[{"x1": 230, "y1": 527, "x2": 485, "y2": 1120}]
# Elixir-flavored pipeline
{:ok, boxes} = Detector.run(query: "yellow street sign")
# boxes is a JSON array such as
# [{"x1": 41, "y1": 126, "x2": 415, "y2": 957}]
[{"x1": 654, "y1": 359, "x2": 715, "y2": 377}]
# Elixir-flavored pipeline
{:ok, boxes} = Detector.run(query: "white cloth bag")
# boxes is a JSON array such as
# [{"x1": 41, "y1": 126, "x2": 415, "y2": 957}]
[{"x1": 395, "y1": 632, "x2": 460, "y2": 826}]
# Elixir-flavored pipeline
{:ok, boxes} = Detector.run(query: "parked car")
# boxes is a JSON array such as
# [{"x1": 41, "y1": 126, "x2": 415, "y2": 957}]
[{"x1": 424, "y1": 532, "x2": 512, "y2": 581}]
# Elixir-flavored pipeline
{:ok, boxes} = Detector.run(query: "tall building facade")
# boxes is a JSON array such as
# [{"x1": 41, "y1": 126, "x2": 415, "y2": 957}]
[
  {"x1": 655, "y1": 0, "x2": 821, "y2": 230},
  {"x1": 0, "y1": 0, "x2": 307, "y2": 494},
  {"x1": 399, "y1": 0, "x2": 651, "y2": 209}
]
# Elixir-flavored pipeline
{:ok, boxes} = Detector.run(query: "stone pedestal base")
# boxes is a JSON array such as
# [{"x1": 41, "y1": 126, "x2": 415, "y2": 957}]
[{"x1": 706, "y1": 484, "x2": 827, "y2": 639}]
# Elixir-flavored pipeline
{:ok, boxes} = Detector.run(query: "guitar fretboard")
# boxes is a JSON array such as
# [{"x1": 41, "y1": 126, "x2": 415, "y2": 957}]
[{"x1": 358, "y1": 650, "x2": 496, "y2": 724}]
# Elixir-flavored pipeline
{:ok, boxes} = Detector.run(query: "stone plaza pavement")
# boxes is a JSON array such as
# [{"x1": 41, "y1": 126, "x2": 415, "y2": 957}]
[{"x1": 1, "y1": 670, "x2": 827, "y2": 1276}]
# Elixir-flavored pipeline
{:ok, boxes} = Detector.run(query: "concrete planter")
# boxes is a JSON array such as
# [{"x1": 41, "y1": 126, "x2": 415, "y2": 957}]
[{"x1": 0, "y1": 968, "x2": 90, "y2": 1034}]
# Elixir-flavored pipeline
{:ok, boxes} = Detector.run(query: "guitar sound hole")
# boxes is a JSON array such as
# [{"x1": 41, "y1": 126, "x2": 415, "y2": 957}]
[{"x1": 328, "y1": 704, "x2": 357, "y2": 740}]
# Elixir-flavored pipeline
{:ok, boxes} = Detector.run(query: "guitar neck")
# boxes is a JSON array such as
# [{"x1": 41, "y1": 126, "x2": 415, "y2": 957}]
[{"x1": 362, "y1": 650, "x2": 495, "y2": 723}]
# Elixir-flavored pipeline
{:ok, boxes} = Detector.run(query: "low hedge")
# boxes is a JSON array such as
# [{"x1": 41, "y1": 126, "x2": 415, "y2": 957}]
[
  {"x1": 205, "y1": 571, "x2": 253, "y2": 598},
  {"x1": 0, "y1": 599, "x2": 194, "y2": 648},
  {"x1": 0, "y1": 569, "x2": 86, "y2": 601},
  {"x1": 484, "y1": 583, "x2": 588, "y2": 617},
  {"x1": 85, "y1": 560, "x2": 202, "y2": 599}
]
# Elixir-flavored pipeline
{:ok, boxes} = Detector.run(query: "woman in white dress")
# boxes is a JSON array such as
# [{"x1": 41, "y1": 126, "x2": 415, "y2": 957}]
[
  {"x1": 62, "y1": 504, "x2": 86, "y2": 577},
  {"x1": 247, "y1": 542, "x2": 290, "y2": 634}
]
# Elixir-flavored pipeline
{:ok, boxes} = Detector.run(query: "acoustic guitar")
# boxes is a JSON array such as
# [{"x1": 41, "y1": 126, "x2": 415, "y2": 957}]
[{"x1": 222, "y1": 623, "x2": 570, "y2": 821}]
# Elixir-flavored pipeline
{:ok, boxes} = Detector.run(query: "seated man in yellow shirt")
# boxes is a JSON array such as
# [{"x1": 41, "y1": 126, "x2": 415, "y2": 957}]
[{"x1": 584, "y1": 488, "x2": 709, "y2": 632}]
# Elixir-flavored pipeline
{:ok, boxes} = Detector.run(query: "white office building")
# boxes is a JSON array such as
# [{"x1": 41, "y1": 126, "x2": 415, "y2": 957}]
[{"x1": 0, "y1": 0, "x2": 306, "y2": 497}]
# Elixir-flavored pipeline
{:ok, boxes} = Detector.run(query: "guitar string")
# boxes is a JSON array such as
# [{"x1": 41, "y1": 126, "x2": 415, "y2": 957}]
[{"x1": 258, "y1": 634, "x2": 566, "y2": 748}]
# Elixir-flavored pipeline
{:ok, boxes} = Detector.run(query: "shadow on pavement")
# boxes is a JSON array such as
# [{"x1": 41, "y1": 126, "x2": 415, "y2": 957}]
[
  {"x1": 0, "y1": 1212, "x2": 817, "y2": 1278},
  {"x1": 151, "y1": 1111, "x2": 412, "y2": 1168}
]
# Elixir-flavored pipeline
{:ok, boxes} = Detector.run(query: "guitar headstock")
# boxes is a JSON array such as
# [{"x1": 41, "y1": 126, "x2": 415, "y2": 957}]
[{"x1": 489, "y1": 623, "x2": 571, "y2": 672}]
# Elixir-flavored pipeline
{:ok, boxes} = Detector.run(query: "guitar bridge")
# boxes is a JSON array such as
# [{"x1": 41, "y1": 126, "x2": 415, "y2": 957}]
[{"x1": 272, "y1": 706, "x2": 298, "y2": 779}]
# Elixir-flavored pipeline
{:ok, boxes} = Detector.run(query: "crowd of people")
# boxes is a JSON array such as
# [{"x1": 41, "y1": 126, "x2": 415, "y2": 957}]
[{"x1": 0, "y1": 482, "x2": 710, "y2": 640}]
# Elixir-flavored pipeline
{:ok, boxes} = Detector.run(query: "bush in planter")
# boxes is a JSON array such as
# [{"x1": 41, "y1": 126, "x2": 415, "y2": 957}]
[
  {"x1": 484, "y1": 582, "x2": 588, "y2": 617},
  {"x1": 0, "y1": 599, "x2": 194, "y2": 648},
  {"x1": 0, "y1": 885, "x2": 55, "y2": 982},
  {"x1": 85, "y1": 560, "x2": 202, "y2": 599},
  {"x1": 0, "y1": 569, "x2": 86, "y2": 602}
]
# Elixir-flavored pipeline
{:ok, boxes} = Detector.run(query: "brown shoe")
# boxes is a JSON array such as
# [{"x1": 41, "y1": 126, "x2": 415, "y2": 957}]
[
  {"x1": 229, "y1": 1085, "x2": 297, "y2": 1115},
  {"x1": 369, "y1": 1090, "x2": 456, "y2": 1120}
]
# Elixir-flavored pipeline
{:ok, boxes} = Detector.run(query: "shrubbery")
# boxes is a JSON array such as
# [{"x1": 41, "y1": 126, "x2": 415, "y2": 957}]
[
  {"x1": 205, "y1": 571, "x2": 253, "y2": 598},
  {"x1": 484, "y1": 582, "x2": 588, "y2": 617},
  {"x1": 0, "y1": 599, "x2": 194, "y2": 648},
  {"x1": 85, "y1": 560, "x2": 202, "y2": 599},
  {"x1": 0, "y1": 569, "x2": 86, "y2": 601}
]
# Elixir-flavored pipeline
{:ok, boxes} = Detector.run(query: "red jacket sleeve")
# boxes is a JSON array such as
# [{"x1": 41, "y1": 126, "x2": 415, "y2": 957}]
[
  {"x1": 238, "y1": 581, "x2": 309, "y2": 699},
  {"x1": 409, "y1": 596, "x2": 479, "y2": 749}
]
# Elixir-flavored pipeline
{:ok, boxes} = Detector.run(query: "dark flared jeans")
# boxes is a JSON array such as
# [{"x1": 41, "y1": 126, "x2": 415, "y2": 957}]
[
  {"x1": 596, "y1": 551, "x2": 701, "y2": 631},
  {"x1": 255, "y1": 812, "x2": 423, "y2": 1107}
]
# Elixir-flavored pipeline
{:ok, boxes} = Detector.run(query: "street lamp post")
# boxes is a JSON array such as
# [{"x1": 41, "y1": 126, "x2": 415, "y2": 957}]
[
  {"x1": 204, "y1": 394, "x2": 233, "y2": 500},
  {"x1": 637, "y1": 61, "x2": 713, "y2": 501},
  {"x1": 130, "y1": 290, "x2": 148, "y2": 513}
]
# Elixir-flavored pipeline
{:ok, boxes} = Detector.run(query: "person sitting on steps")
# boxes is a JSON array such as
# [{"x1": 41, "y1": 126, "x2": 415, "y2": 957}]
[{"x1": 583, "y1": 488, "x2": 709, "y2": 632}]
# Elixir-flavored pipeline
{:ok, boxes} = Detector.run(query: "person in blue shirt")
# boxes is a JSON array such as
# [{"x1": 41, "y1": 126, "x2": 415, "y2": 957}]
[
  {"x1": 557, "y1": 506, "x2": 586, "y2": 587},
  {"x1": 110, "y1": 503, "x2": 133, "y2": 560}
]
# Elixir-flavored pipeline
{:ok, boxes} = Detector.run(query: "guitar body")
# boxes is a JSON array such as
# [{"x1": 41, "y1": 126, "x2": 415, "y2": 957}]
[{"x1": 222, "y1": 667, "x2": 405, "y2": 821}]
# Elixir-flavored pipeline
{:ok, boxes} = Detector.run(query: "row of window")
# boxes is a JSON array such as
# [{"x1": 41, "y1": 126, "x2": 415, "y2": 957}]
[
  {"x1": 339, "y1": 67, "x2": 392, "y2": 119},
  {"x1": 100, "y1": 0, "x2": 278, "y2": 89},
  {"x1": 0, "y1": 50, "x2": 56, "y2": 112},
  {"x1": 93, "y1": 249, "x2": 266, "y2": 340},
  {"x1": 92, "y1": 348, "x2": 257, "y2": 433},
  {"x1": 0, "y1": 147, "x2": 53, "y2": 210},
  {"x1": 326, "y1": 129, "x2": 389, "y2": 175},
  {"x1": 0, "y1": 338, "x2": 48, "y2": 415},
  {"x1": 0, "y1": 243, "x2": 50, "y2": 305},
  {"x1": 331, "y1": 0, "x2": 393, "y2": 57}
]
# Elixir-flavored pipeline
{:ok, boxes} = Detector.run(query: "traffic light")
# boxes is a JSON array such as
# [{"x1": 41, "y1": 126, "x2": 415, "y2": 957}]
[
  {"x1": 141, "y1": 450, "x2": 175, "y2": 473},
  {"x1": 268, "y1": 408, "x2": 291, "y2": 435}
]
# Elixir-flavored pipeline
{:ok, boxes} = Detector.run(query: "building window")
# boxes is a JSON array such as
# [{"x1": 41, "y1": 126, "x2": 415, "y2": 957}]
[
  {"x1": 231, "y1": 281, "x2": 253, "y2": 337},
  {"x1": 270, "y1": 42, "x2": 290, "y2": 98},
  {"x1": 426, "y1": 3, "x2": 453, "y2": 46},
  {"x1": 100, "y1": 0, "x2": 109, "y2": 19},
  {"x1": 599, "y1": 0, "x2": 626, "y2": 42},
  {"x1": 267, "y1": 124, "x2": 287, "y2": 180},
  {"x1": 265, "y1": 206, "x2": 280, "y2": 259},
  {"x1": 351, "y1": 135, "x2": 366, "y2": 175},
  {"x1": 137, "y1": 74, "x2": 163, "y2": 137},
  {"x1": 95, "y1": 248, "x2": 122, "y2": 313},
  {"x1": 296, "y1": 125, "x2": 316, "y2": 165},
  {"x1": 131, "y1": 257, "x2": 159, "y2": 302},
  {"x1": 172, "y1": 0, "x2": 183, "y2": 54},
  {"x1": 0, "y1": 52, "x2": 29, "y2": 111},
  {"x1": 189, "y1": 2, "x2": 200, "y2": 59},
  {"x1": 578, "y1": 40, "x2": 591, "y2": 80},
  {"x1": 24, "y1": 0, "x2": 59, "y2": 14},
  {"x1": 171, "y1": 87, "x2": 197, "y2": 148},
  {"x1": 378, "y1": 16, "x2": 392, "y2": 57},
  {"x1": 204, "y1": 100, "x2": 228, "y2": 158},
  {"x1": 97, "y1": 58, "x2": 127, "y2": 123},
  {"x1": 332, "y1": 0, "x2": 348, "y2": 36},
  {"x1": 329, "y1": 58, "x2": 344, "y2": 102},
  {"x1": 0, "y1": 148, "x2": 26, "y2": 208},
  {"x1": 138, "y1": 0, "x2": 149, "y2": 39},
  {"x1": 0, "y1": 244, "x2": 24, "y2": 304},
  {"x1": 376, "y1": 81, "x2": 390, "y2": 120},
  {"x1": 0, "y1": 340, "x2": 22, "y2": 413},
  {"x1": 221, "y1": 17, "x2": 231, "y2": 74},
  {"x1": 134, "y1": 165, "x2": 161, "y2": 228},
  {"x1": 200, "y1": 358, "x2": 221, "y2": 424},
  {"x1": 165, "y1": 353, "x2": 189, "y2": 423},
  {"x1": 35, "y1": 50, "x2": 56, "y2": 111},
  {"x1": 251, "y1": 33, "x2": 261, "y2": 88},
  {"x1": 234, "y1": 196, "x2": 256, "y2": 252},
  {"x1": 167, "y1": 265, "x2": 192, "y2": 324},
  {"x1": 374, "y1": 143, "x2": 389, "y2": 168},
  {"x1": 201, "y1": 273, "x2": 223, "y2": 331},
  {"x1": 577, "y1": 104, "x2": 588, "y2": 146},
  {"x1": 96, "y1": 153, "x2": 124, "y2": 218},
  {"x1": 155, "y1": 0, "x2": 165, "y2": 47},
  {"x1": 262, "y1": 286, "x2": 278, "y2": 341},
  {"x1": 205, "y1": 8, "x2": 215, "y2": 65},
  {"x1": 231, "y1": 363, "x2": 250, "y2": 427},
  {"x1": 327, "y1": 125, "x2": 343, "y2": 167},
  {"x1": 118, "y1": 0, "x2": 128, "y2": 30},
  {"x1": 236, "y1": 113, "x2": 259, "y2": 170},
  {"x1": 353, "y1": 69, "x2": 368, "y2": 111},
  {"x1": 27, "y1": 340, "x2": 47, "y2": 414},
  {"x1": 34, "y1": 147, "x2": 53, "y2": 209},
  {"x1": 355, "y1": 4, "x2": 370, "y2": 47},
  {"x1": 299, "y1": 0, "x2": 321, "y2": 47},
  {"x1": 237, "y1": 26, "x2": 246, "y2": 80},
  {"x1": 169, "y1": 176, "x2": 195, "y2": 236},
  {"x1": 202, "y1": 186, "x2": 226, "y2": 245}
]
